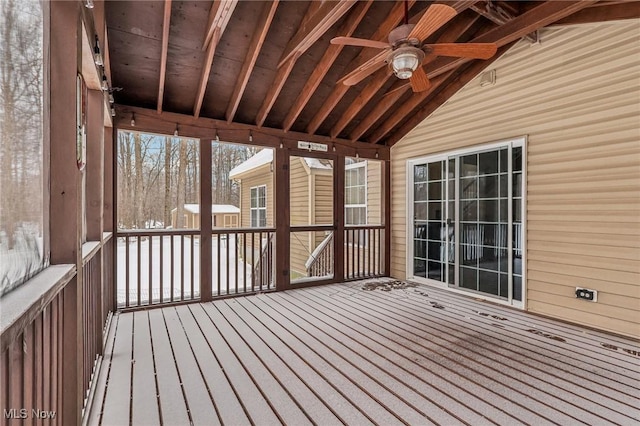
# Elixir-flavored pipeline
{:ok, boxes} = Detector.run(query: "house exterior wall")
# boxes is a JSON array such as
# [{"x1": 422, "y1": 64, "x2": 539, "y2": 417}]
[
  {"x1": 390, "y1": 20, "x2": 640, "y2": 337},
  {"x1": 238, "y1": 164, "x2": 274, "y2": 228}
]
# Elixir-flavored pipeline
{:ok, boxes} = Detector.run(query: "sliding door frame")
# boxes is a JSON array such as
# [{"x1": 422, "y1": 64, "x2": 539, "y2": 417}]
[{"x1": 406, "y1": 137, "x2": 527, "y2": 308}]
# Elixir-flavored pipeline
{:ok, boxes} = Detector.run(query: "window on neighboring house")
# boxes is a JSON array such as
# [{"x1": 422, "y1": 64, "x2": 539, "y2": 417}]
[
  {"x1": 345, "y1": 159, "x2": 367, "y2": 245},
  {"x1": 250, "y1": 185, "x2": 267, "y2": 227}
]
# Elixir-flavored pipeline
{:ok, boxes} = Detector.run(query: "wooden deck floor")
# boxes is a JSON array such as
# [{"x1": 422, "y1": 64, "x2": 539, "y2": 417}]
[{"x1": 86, "y1": 279, "x2": 640, "y2": 426}]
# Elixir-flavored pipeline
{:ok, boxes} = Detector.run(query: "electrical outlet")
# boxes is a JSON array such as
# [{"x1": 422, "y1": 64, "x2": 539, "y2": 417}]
[{"x1": 575, "y1": 287, "x2": 597, "y2": 302}]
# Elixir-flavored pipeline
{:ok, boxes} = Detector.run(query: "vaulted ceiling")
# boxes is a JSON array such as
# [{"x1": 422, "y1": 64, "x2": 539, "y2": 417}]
[{"x1": 106, "y1": 1, "x2": 639, "y2": 146}]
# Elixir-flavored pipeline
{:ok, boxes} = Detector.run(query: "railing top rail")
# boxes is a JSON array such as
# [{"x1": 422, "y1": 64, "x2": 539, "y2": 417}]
[
  {"x1": 344, "y1": 224, "x2": 385, "y2": 230},
  {"x1": 117, "y1": 229, "x2": 200, "y2": 237},
  {"x1": 0, "y1": 265, "x2": 75, "y2": 349},
  {"x1": 117, "y1": 228, "x2": 277, "y2": 237}
]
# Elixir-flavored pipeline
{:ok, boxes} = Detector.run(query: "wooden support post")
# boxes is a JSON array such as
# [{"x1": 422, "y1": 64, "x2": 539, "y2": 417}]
[
  {"x1": 103, "y1": 127, "x2": 114, "y2": 233},
  {"x1": 274, "y1": 146, "x2": 290, "y2": 290},
  {"x1": 334, "y1": 155, "x2": 345, "y2": 282},
  {"x1": 200, "y1": 139, "x2": 212, "y2": 301},
  {"x1": 49, "y1": 1, "x2": 82, "y2": 423},
  {"x1": 86, "y1": 89, "x2": 104, "y2": 240},
  {"x1": 383, "y1": 159, "x2": 391, "y2": 276}
]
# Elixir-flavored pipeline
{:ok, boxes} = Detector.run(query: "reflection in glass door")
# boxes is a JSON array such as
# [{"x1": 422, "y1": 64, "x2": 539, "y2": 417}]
[{"x1": 411, "y1": 142, "x2": 524, "y2": 304}]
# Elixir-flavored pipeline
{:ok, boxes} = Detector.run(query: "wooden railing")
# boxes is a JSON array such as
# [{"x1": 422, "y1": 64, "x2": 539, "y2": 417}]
[
  {"x1": 0, "y1": 236, "x2": 114, "y2": 425},
  {"x1": 116, "y1": 228, "x2": 276, "y2": 308},
  {"x1": 251, "y1": 232, "x2": 275, "y2": 292},
  {"x1": 344, "y1": 225, "x2": 385, "y2": 280},
  {"x1": 307, "y1": 232, "x2": 334, "y2": 277}
]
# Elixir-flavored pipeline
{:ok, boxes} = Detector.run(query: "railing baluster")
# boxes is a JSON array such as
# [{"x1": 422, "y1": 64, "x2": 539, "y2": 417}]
[
  {"x1": 226, "y1": 232, "x2": 230, "y2": 295},
  {"x1": 159, "y1": 235, "x2": 164, "y2": 304},
  {"x1": 243, "y1": 233, "x2": 247, "y2": 293},
  {"x1": 149, "y1": 234, "x2": 153, "y2": 305},
  {"x1": 251, "y1": 232, "x2": 255, "y2": 291},
  {"x1": 125, "y1": 236, "x2": 130, "y2": 308},
  {"x1": 190, "y1": 234, "x2": 195, "y2": 300},
  {"x1": 234, "y1": 232, "x2": 239, "y2": 294},
  {"x1": 170, "y1": 234, "x2": 175, "y2": 302},
  {"x1": 136, "y1": 236, "x2": 141, "y2": 306},
  {"x1": 180, "y1": 234, "x2": 185, "y2": 301},
  {"x1": 217, "y1": 233, "x2": 221, "y2": 296}
]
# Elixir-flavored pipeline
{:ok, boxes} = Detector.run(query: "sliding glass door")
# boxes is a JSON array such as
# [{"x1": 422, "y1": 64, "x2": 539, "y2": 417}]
[{"x1": 410, "y1": 140, "x2": 524, "y2": 305}]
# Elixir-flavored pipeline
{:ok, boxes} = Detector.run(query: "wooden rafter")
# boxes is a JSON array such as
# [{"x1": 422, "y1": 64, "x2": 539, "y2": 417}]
[
  {"x1": 157, "y1": 0, "x2": 172, "y2": 113},
  {"x1": 282, "y1": 0, "x2": 373, "y2": 132},
  {"x1": 255, "y1": 1, "x2": 354, "y2": 127},
  {"x1": 277, "y1": 1, "x2": 357, "y2": 68},
  {"x1": 330, "y1": 67, "x2": 390, "y2": 138},
  {"x1": 194, "y1": 0, "x2": 238, "y2": 118},
  {"x1": 349, "y1": 85, "x2": 410, "y2": 141},
  {"x1": 384, "y1": 43, "x2": 514, "y2": 146},
  {"x1": 306, "y1": 0, "x2": 417, "y2": 135},
  {"x1": 225, "y1": 0, "x2": 279, "y2": 123},
  {"x1": 367, "y1": 70, "x2": 457, "y2": 144},
  {"x1": 554, "y1": 2, "x2": 640, "y2": 25},
  {"x1": 202, "y1": 0, "x2": 238, "y2": 50}
]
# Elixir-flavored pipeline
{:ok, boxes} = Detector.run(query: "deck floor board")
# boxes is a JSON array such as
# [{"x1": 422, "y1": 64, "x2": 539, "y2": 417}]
[{"x1": 88, "y1": 279, "x2": 640, "y2": 426}]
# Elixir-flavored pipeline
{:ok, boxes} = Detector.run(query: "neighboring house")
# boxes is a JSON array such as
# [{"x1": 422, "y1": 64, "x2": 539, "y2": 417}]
[
  {"x1": 170, "y1": 204, "x2": 240, "y2": 229},
  {"x1": 391, "y1": 20, "x2": 639, "y2": 337},
  {"x1": 229, "y1": 149, "x2": 383, "y2": 279}
]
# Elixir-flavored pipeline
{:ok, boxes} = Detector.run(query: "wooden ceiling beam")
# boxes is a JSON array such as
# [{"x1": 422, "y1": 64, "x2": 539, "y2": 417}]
[
  {"x1": 367, "y1": 70, "x2": 456, "y2": 144},
  {"x1": 282, "y1": 0, "x2": 373, "y2": 132},
  {"x1": 157, "y1": 0, "x2": 172, "y2": 114},
  {"x1": 277, "y1": 0, "x2": 357, "y2": 68},
  {"x1": 349, "y1": 85, "x2": 410, "y2": 142},
  {"x1": 256, "y1": 1, "x2": 355, "y2": 127},
  {"x1": 384, "y1": 43, "x2": 515, "y2": 146},
  {"x1": 330, "y1": 67, "x2": 390, "y2": 139},
  {"x1": 194, "y1": 0, "x2": 238, "y2": 118},
  {"x1": 255, "y1": 55, "x2": 297, "y2": 127},
  {"x1": 225, "y1": 0, "x2": 279, "y2": 123},
  {"x1": 114, "y1": 104, "x2": 390, "y2": 160},
  {"x1": 306, "y1": 0, "x2": 417, "y2": 135},
  {"x1": 554, "y1": 2, "x2": 640, "y2": 25}
]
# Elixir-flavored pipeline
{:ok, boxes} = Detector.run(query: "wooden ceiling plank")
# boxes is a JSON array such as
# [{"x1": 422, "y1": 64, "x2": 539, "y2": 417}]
[
  {"x1": 384, "y1": 43, "x2": 515, "y2": 146},
  {"x1": 255, "y1": 56, "x2": 297, "y2": 127},
  {"x1": 282, "y1": 0, "x2": 373, "y2": 132},
  {"x1": 157, "y1": 0, "x2": 172, "y2": 114},
  {"x1": 277, "y1": 0, "x2": 357, "y2": 68},
  {"x1": 306, "y1": 0, "x2": 417, "y2": 135},
  {"x1": 367, "y1": 70, "x2": 456, "y2": 144},
  {"x1": 225, "y1": 0, "x2": 279, "y2": 123},
  {"x1": 202, "y1": 0, "x2": 238, "y2": 50},
  {"x1": 349, "y1": 85, "x2": 410, "y2": 141},
  {"x1": 330, "y1": 67, "x2": 390, "y2": 139},
  {"x1": 194, "y1": 0, "x2": 238, "y2": 118}
]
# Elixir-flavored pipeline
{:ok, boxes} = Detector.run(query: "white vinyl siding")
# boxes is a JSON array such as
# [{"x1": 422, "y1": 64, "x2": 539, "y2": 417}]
[{"x1": 391, "y1": 20, "x2": 640, "y2": 337}]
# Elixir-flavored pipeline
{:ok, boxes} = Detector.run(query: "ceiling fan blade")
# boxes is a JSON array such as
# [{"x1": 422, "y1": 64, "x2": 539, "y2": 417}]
[
  {"x1": 426, "y1": 43, "x2": 498, "y2": 60},
  {"x1": 410, "y1": 67, "x2": 430, "y2": 92},
  {"x1": 340, "y1": 49, "x2": 389, "y2": 86},
  {"x1": 330, "y1": 36, "x2": 390, "y2": 50},
  {"x1": 408, "y1": 4, "x2": 457, "y2": 42}
]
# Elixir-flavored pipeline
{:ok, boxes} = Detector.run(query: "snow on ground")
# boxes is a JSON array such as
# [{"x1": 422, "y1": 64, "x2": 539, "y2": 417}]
[{"x1": 116, "y1": 235, "x2": 258, "y2": 305}]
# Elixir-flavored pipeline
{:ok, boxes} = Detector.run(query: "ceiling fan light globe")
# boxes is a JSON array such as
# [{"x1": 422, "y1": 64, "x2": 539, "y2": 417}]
[{"x1": 391, "y1": 51, "x2": 420, "y2": 79}]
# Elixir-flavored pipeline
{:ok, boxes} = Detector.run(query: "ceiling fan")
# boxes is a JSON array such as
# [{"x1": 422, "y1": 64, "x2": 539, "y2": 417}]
[{"x1": 330, "y1": 2, "x2": 498, "y2": 92}]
